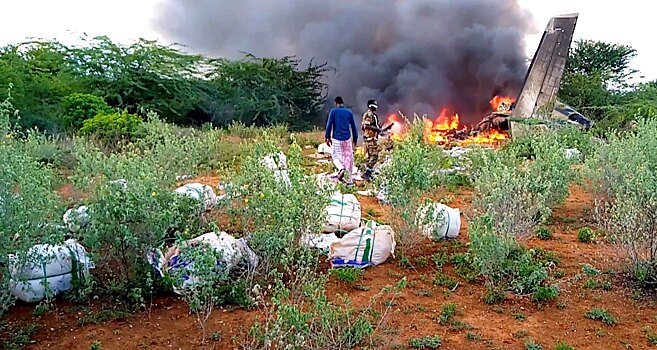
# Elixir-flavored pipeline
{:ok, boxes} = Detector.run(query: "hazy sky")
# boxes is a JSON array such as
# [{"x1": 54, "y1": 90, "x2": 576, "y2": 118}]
[{"x1": 0, "y1": 0, "x2": 652, "y2": 81}]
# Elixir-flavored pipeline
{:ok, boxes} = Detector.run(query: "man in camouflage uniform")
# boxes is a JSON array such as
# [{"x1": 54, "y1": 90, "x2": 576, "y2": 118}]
[{"x1": 361, "y1": 99, "x2": 392, "y2": 182}]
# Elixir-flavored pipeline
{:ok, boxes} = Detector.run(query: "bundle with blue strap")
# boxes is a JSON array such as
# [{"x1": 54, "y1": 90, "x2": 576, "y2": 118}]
[{"x1": 328, "y1": 220, "x2": 396, "y2": 269}]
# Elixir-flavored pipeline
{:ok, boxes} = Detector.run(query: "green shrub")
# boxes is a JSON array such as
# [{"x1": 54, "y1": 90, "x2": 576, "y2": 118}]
[
  {"x1": 532, "y1": 285, "x2": 559, "y2": 302},
  {"x1": 470, "y1": 136, "x2": 571, "y2": 240},
  {"x1": 525, "y1": 339, "x2": 544, "y2": 350},
  {"x1": 536, "y1": 227, "x2": 553, "y2": 240},
  {"x1": 438, "y1": 303, "x2": 457, "y2": 324},
  {"x1": 226, "y1": 139, "x2": 329, "y2": 276},
  {"x1": 469, "y1": 218, "x2": 552, "y2": 297},
  {"x1": 554, "y1": 341, "x2": 575, "y2": 350},
  {"x1": 398, "y1": 255, "x2": 413, "y2": 269},
  {"x1": 581, "y1": 263, "x2": 601, "y2": 276},
  {"x1": 61, "y1": 93, "x2": 112, "y2": 131},
  {"x1": 465, "y1": 332, "x2": 482, "y2": 341},
  {"x1": 0, "y1": 95, "x2": 65, "y2": 316},
  {"x1": 433, "y1": 273, "x2": 458, "y2": 290},
  {"x1": 483, "y1": 288, "x2": 506, "y2": 304},
  {"x1": 415, "y1": 256, "x2": 429, "y2": 268},
  {"x1": 594, "y1": 118, "x2": 657, "y2": 285},
  {"x1": 242, "y1": 279, "x2": 374, "y2": 349},
  {"x1": 79, "y1": 110, "x2": 143, "y2": 142},
  {"x1": 376, "y1": 116, "x2": 444, "y2": 207},
  {"x1": 72, "y1": 146, "x2": 202, "y2": 301},
  {"x1": 330, "y1": 268, "x2": 363, "y2": 284},
  {"x1": 409, "y1": 335, "x2": 442, "y2": 349},
  {"x1": 170, "y1": 241, "x2": 235, "y2": 342},
  {"x1": 585, "y1": 308, "x2": 617, "y2": 325},
  {"x1": 577, "y1": 227, "x2": 594, "y2": 243},
  {"x1": 644, "y1": 326, "x2": 657, "y2": 345}
]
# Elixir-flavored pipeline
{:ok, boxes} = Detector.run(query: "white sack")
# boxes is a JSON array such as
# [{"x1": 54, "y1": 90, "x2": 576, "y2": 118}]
[
  {"x1": 9, "y1": 239, "x2": 94, "y2": 303},
  {"x1": 263, "y1": 152, "x2": 292, "y2": 187},
  {"x1": 315, "y1": 173, "x2": 338, "y2": 192},
  {"x1": 329, "y1": 221, "x2": 396, "y2": 268},
  {"x1": 174, "y1": 183, "x2": 218, "y2": 212},
  {"x1": 110, "y1": 179, "x2": 128, "y2": 189},
  {"x1": 63, "y1": 205, "x2": 90, "y2": 233},
  {"x1": 300, "y1": 233, "x2": 340, "y2": 252},
  {"x1": 324, "y1": 193, "x2": 361, "y2": 233},
  {"x1": 416, "y1": 202, "x2": 461, "y2": 240},
  {"x1": 318, "y1": 143, "x2": 332, "y2": 154},
  {"x1": 565, "y1": 148, "x2": 581, "y2": 160},
  {"x1": 148, "y1": 232, "x2": 258, "y2": 294}
]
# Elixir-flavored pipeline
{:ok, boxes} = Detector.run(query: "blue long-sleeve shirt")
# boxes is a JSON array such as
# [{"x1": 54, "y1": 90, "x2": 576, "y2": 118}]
[{"x1": 325, "y1": 106, "x2": 358, "y2": 141}]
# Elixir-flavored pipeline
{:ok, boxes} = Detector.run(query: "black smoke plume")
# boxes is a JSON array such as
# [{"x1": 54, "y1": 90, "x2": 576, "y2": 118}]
[{"x1": 153, "y1": 0, "x2": 535, "y2": 124}]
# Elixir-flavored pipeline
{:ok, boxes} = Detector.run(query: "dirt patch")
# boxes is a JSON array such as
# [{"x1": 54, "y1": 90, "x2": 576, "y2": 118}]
[{"x1": 5, "y1": 178, "x2": 657, "y2": 350}]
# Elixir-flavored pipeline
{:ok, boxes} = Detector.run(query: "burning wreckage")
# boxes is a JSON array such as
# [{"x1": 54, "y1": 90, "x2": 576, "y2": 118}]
[{"x1": 383, "y1": 13, "x2": 590, "y2": 147}]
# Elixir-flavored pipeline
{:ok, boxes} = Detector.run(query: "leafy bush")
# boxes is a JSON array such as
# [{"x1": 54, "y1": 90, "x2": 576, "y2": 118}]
[
  {"x1": 376, "y1": 116, "x2": 444, "y2": 207},
  {"x1": 585, "y1": 308, "x2": 617, "y2": 325},
  {"x1": 438, "y1": 303, "x2": 457, "y2": 325},
  {"x1": 468, "y1": 217, "x2": 557, "y2": 300},
  {"x1": 71, "y1": 143, "x2": 202, "y2": 301},
  {"x1": 79, "y1": 110, "x2": 143, "y2": 142},
  {"x1": 594, "y1": 117, "x2": 657, "y2": 285},
  {"x1": 433, "y1": 273, "x2": 458, "y2": 290},
  {"x1": 240, "y1": 278, "x2": 375, "y2": 350},
  {"x1": 577, "y1": 227, "x2": 594, "y2": 243},
  {"x1": 0, "y1": 95, "x2": 65, "y2": 315},
  {"x1": 525, "y1": 339, "x2": 544, "y2": 350},
  {"x1": 532, "y1": 285, "x2": 559, "y2": 302},
  {"x1": 554, "y1": 341, "x2": 575, "y2": 350},
  {"x1": 330, "y1": 268, "x2": 363, "y2": 284},
  {"x1": 170, "y1": 241, "x2": 233, "y2": 342},
  {"x1": 408, "y1": 336, "x2": 442, "y2": 349},
  {"x1": 61, "y1": 93, "x2": 112, "y2": 131},
  {"x1": 226, "y1": 139, "x2": 329, "y2": 276},
  {"x1": 470, "y1": 131, "x2": 572, "y2": 240},
  {"x1": 581, "y1": 264, "x2": 601, "y2": 276},
  {"x1": 536, "y1": 227, "x2": 553, "y2": 240}
]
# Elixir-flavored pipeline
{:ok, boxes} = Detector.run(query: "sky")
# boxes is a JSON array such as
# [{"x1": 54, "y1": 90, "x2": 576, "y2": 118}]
[{"x1": 0, "y1": 0, "x2": 652, "y2": 81}]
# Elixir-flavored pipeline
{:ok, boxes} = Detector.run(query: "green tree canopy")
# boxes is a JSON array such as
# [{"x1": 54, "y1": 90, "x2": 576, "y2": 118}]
[
  {"x1": 0, "y1": 36, "x2": 328, "y2": 132},
  {"x1": 559, "y1": 39, "x2": 654, "y2": 131}
]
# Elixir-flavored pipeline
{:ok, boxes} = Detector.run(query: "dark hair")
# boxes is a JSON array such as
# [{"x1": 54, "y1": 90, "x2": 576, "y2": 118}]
[{"x1": 334, "y1": 96, "x2": 344, "y2": 105}]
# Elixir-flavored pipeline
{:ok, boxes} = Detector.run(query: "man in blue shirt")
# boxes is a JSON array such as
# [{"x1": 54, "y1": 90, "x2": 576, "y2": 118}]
[{"x1": 325, "y1": 96, "x2": 358, "y2": 184}]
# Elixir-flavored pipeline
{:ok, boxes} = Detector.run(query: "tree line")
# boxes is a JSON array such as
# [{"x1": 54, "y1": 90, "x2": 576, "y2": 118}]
[
  {"x1": 0, "y1": 35, "x2": 653, "y2": 135},
  {"x1": 559, "y1": 39, "x2": 657, "y2": 132},
  {"x1": 0, "y1": 36, "x2": 329, "y2": 133}
]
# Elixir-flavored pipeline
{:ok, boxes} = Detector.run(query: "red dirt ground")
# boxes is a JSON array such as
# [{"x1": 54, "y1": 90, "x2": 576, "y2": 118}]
[{"x1": 5, "y1": 176, "x2": 657, "y2": 350}]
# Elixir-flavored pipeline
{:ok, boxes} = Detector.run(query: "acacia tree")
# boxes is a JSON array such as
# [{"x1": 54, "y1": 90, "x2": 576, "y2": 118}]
[
  {"x1": 66, "y1": 36, "x2": 216, "y2": 125},
  {"x1": 0, "y1": 41, "x2": 76, "y2": 131},
  {"x1": 209, "y1": 54, "x2": 328, "y2": 130},
  {"x1": 0, "y1": 37, "x2": 329, "y2": 132},
  {"x1": 559, "y1": 39, "x2": 648, "y2": 130}
]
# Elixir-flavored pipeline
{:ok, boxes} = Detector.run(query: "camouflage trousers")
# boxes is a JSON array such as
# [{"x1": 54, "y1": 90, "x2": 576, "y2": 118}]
[{"x1": 364, "y1": 139, "x2": 380, "y2": 170}]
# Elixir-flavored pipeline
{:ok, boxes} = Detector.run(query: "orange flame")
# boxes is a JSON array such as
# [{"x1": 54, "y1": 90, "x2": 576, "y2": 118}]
[
  {"x1": 385, "y1": 96, "x2": 512, "y2": 146},
  {"x1": 490, "y1": 96, "x2": 515, "y2": 112}
]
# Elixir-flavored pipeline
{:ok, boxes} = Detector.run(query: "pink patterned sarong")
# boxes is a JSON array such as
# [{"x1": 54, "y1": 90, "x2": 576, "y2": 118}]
[{"x1": 331, "y1": 138, "x2": 354, "y2": 183}]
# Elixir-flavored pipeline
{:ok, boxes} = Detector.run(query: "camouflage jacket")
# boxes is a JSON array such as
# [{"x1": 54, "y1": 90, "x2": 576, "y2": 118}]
[{"x1": 361, "y1": 111, "x2": 380, "y2": 141}]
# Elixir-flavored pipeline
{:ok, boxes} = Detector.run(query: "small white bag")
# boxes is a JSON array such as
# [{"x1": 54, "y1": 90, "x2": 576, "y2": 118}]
[
  {"x1": 416, "y1": 202, "x2": 461, "y2": 240},
  {"x1": 174, "y1": 183, "x2": 218, "y2": 212},
  {"x1": 324, "y1": 193, "x2": 362, "y2": 233}
]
